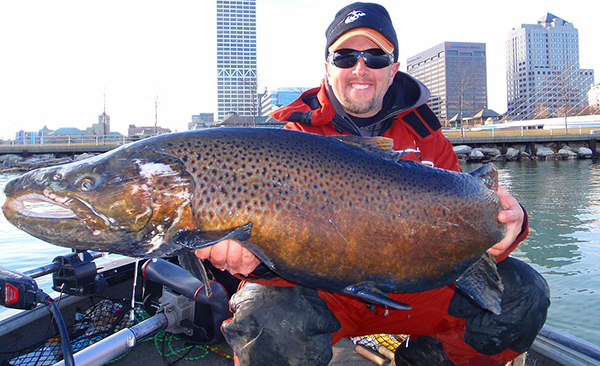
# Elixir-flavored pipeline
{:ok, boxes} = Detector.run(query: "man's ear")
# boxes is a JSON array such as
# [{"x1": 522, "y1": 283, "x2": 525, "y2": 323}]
[
  {"x1": 325, "y1": 61, "x2": 332, "y2": 78},
  {"x1": 389, "y1": 62, "x2": 400, "y2": 86}
]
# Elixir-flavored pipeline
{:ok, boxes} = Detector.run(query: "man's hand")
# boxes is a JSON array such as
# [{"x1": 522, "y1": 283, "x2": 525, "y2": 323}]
[
  {"x1": 487, "y1": 186, "x2": 524, "y2": 257},
  {"x1": 195, "y1": 239, "x2": 260, "y2": 276}
]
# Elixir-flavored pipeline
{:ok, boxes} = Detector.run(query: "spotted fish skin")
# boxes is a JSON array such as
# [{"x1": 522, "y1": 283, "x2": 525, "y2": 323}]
[{"x1": 2, "y1": 128, "x2": 505, "y2": 306}]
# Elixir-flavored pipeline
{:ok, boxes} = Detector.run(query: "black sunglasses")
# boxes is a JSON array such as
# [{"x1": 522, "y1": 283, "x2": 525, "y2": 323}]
[{"x1": 328, "y1": 48, "x2": 394, "y2": 69}]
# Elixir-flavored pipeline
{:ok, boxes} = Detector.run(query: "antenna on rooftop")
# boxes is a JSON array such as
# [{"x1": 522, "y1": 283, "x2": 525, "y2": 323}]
[
  {"x1": 154, "y1": 94, "x2": 159, "y2": 136},
  {"x1": 100, "y1": 87, "x2": 109, "y2": 142}
]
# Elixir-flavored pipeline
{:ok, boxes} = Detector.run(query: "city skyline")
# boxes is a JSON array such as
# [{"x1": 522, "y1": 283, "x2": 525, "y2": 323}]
[{"x1": 0, "y1": 0, "x2": 598, "y2": 137}]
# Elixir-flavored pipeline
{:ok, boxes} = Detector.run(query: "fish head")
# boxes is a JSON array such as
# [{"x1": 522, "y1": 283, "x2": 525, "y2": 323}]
[{"x1": 2, "y1": 146, "x2": 195, "y2": 257}]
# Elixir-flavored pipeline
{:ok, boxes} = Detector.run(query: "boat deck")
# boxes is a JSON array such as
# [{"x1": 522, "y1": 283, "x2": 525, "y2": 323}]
[
  {"x1": 107, "y1": 335, "x2": 562, "y2": 366},
  {"x1": 2, "y1": 257, "x2": 598, "y2": 366},
  {"x1": 108, "y1": 337, "x2": 379, "y2": 366}
]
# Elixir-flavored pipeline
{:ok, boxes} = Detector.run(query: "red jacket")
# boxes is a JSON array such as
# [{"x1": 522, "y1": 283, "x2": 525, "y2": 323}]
[
  {"x1": 273, "y1": 85, "x2": 461, "y2": 173},
  {"x1": 270, "y1": 77, "x2": 527, "y2": 262}
]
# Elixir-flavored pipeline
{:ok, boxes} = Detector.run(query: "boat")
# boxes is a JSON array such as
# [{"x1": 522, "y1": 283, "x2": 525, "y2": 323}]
[{"x1": 1, "y1": 252, "x2": 599, "y2": 366}]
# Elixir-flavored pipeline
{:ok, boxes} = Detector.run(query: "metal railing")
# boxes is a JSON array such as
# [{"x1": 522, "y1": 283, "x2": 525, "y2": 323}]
[
  {"x1": 0, "y1": 135, "x2": 133, "y2": 147},
  {"x1": 1, "y1": 128, "x2": 598, "y2": 150},
  {"x1": 443, "y1": 127, "x2": 600, "y2": 139}
]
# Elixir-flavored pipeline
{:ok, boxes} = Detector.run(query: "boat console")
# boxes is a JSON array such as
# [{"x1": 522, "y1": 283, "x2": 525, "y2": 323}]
[{"x1": 0, "y1": 251, "x2": 232, "y2": 366}]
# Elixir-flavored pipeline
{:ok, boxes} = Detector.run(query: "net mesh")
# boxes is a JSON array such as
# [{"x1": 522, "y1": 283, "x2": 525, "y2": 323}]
[
  {"x1": 4, "y1": 297, "x2": 233, "y2": 366},
  {"x1": 6, "y1": 298, "x2": 147, "y2": 366}
]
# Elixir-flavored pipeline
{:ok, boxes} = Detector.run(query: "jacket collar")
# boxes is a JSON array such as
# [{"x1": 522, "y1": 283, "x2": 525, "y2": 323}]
[
  {"x1": 272, "y1": 71, "x2": 430, "y2": 137},
  {"x1": 324, "y1": 71, "x2": 430, "y2": 136}
]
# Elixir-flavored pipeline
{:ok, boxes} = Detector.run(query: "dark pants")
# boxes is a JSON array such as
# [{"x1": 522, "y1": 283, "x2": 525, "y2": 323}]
[{"x1": 222, "y1": 258, "x2": 550, "y2": 366}]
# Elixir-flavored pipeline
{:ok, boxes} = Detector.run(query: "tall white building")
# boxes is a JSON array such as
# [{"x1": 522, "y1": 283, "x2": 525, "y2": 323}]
[
  {"x1": 589, "y1": 84, "x2": 600, "y2": 110},
  {"x1": 407, "y1": 42, "x2": 488, "y2": 124},
  {"x1": 506, "y1": 13, "x2": 594, "y2": 119},
  {"x1": 216, "y1": 0, "x2": 257, "y2": 121}
]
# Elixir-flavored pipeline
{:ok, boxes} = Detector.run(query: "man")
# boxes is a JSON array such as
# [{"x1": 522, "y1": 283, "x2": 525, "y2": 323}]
[{"x1": 196, "y1": 3, "x2": 550, "y2": 365}]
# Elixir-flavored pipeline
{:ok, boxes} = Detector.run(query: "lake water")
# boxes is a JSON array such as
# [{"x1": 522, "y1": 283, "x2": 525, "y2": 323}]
[
  {"x1": 463, "y1": 159, "x2": 600, "y2": 347},
  {"x1": 1, "y1": 160, "x2": 599, "y2": 346}
]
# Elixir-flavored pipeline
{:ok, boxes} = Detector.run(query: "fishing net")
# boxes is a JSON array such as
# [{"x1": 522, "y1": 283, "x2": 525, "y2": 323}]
[
  {"x1": 4, "y1": 298, "x2": 233, "y2": 366},
  {"x1": 6, "y1": 298, "x2": 147, "y2": 366}
]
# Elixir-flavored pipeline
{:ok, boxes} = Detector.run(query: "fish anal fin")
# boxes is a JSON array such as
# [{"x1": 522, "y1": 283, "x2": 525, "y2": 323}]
[
  {"x1": 343, "y1": 282, "x2": 412, "y2": 310},
  {"x1": 454, "y1": 253, "x2": 504, "y2": 315},
  {"x1": 172, "y1": 222, "x2": 254, "y2": 250}
]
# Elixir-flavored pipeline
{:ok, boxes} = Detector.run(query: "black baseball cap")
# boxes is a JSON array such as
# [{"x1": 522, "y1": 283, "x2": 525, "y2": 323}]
[{"x1": 325, "y1": 2, "x2": 399, "y2": 61}]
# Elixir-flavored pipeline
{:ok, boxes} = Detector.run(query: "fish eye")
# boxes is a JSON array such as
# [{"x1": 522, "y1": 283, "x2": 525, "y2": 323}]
[{"x1": 79, "y1": 178, "x2": 94, "y2": 191}]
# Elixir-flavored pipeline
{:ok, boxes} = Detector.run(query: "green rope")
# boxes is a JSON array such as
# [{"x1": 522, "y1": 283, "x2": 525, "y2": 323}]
[
  {"x1": 105, "y1": 306, "x2": 153, "y2": 364},
  {"x1": 153, "y1": 331, "x2": 210, "y2": 361},
  {"x1": 101, "y1": 305, "x2": 233, "y2": 364}
]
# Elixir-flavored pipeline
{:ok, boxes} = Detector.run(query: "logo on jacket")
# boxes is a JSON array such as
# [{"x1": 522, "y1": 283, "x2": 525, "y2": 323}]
[{"x1": 345, "y1": 10, "x2": 366, "y2": 24}]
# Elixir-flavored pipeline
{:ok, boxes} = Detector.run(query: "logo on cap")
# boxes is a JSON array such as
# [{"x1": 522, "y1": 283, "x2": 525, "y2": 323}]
[{"x1": 345, "y1": 10, "x2": 365, "y2": 24}]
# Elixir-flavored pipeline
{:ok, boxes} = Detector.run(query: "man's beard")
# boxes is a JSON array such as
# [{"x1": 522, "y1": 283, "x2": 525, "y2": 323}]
[{"x1": 339, "y1": 95, "x2": 381, "y2": 116}]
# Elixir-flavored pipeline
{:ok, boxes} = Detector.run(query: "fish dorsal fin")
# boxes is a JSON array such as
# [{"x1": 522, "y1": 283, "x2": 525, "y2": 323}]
[
  {"x1": 332, "y1": 135, "x2": 409, "y2": 161},
  {"x1": 333, "y1": 135, "x2": 394, "y2": 151},
  {"x1": 467, "y1": 163, "x2": 499, "y2": 190}
]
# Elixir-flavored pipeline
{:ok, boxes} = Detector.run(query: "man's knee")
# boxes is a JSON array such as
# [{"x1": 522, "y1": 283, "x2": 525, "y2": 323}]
[
  {"x1": 449, "y1": 257, "x2": 550, "y2": 355},
  {"x1": 222, "y1": 284, "x2": 341, "y2": 366}
]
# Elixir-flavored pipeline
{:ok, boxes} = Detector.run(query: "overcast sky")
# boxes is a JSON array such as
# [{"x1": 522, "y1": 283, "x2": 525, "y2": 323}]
[{"x1": 0, "y1": 0, "x2": 598, "y2": 137}]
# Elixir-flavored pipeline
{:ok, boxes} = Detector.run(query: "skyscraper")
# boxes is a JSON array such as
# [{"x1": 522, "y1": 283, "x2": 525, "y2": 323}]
[
  {"x1": 506, "y1": 13, "x2": 594, "y2": 119},
  {"x1": 407, "y1": 42, "x2": 488, "y2": 125},
  {"x1": 216, "y1": 0, "x2": 257, "y2": 121}
]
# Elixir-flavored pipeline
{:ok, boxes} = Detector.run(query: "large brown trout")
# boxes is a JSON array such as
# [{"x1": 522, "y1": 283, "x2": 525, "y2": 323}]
[{"x1": 2, "y1": 128, "x2": 506, "y2": 313}]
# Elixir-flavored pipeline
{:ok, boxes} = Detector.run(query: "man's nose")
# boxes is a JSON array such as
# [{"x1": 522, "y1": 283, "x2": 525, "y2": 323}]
[{"x1": 352, "y1": 57, "x2": 370, "y2": 75}]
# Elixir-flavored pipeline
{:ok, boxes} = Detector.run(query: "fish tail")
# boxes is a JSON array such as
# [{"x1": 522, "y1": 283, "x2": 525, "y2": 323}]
[{"x1": 454, "y1": 253, "x2": 504, "y2": 315}]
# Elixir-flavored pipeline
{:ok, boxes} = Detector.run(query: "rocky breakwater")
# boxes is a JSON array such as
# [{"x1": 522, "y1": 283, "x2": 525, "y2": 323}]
[
  {"x1": 455, "y1": 142, "x2": 597, "y2": 163},
  {"x1": 0, "y1": 153, "x2": 97, "y2": 173},
  {"x1": 2, "y1": 142, "x2": 597, "y2": 173}
]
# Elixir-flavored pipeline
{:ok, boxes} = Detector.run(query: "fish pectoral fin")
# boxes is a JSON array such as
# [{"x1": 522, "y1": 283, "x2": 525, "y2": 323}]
[
  {"x1": 454, "y1": 253, "x2": 504, "y2": 315},
  {"x1": 172, "y1": 222, "x2": 254, "y2": 250},
  {"x1": 178, "y1": 251, "x2": 213, "y2": 298},
  {"x1": 343, "y1": 282, "x2": 412, "y2": 310}
]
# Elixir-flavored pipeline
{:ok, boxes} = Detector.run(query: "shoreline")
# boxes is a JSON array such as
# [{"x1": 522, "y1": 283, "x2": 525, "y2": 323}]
[
  {"x1": 0, "y1": 153, "x2": 97, "y2": 173},
  {"x1": 1, "y1": 141, "x2": 598, "y2": 173},
  {"x1": 455, "y1": 141, "x2": 598, "y2": 163}
]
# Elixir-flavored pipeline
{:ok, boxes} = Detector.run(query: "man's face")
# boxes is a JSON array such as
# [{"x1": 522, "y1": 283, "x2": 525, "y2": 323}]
[{"x1": 326, "y1": 36, "x2": 400, "y2": 118}]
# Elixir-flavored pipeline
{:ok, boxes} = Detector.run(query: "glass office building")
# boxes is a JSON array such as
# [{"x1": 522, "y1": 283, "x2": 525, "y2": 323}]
[
  {"x1": 216, "y1": 0, "x2": 257, "y2": 121},
  {"x1": 407, "y1": 42, "x2": 488, "y2": 124},
  {"x1": 259, "y1": 87, "x2": 311, "y2": 116},
  {"x1": 506, "y1": 13, "x2": 594, "y2": 119}
]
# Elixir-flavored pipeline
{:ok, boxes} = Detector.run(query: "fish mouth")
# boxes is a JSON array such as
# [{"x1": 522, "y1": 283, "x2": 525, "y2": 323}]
[
  {"x1": 3, "y1": 189, "x2": 114, "y2": 243},
  {"x1": 4, "y1": 193, "x2": 79, "y2": 219}
]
